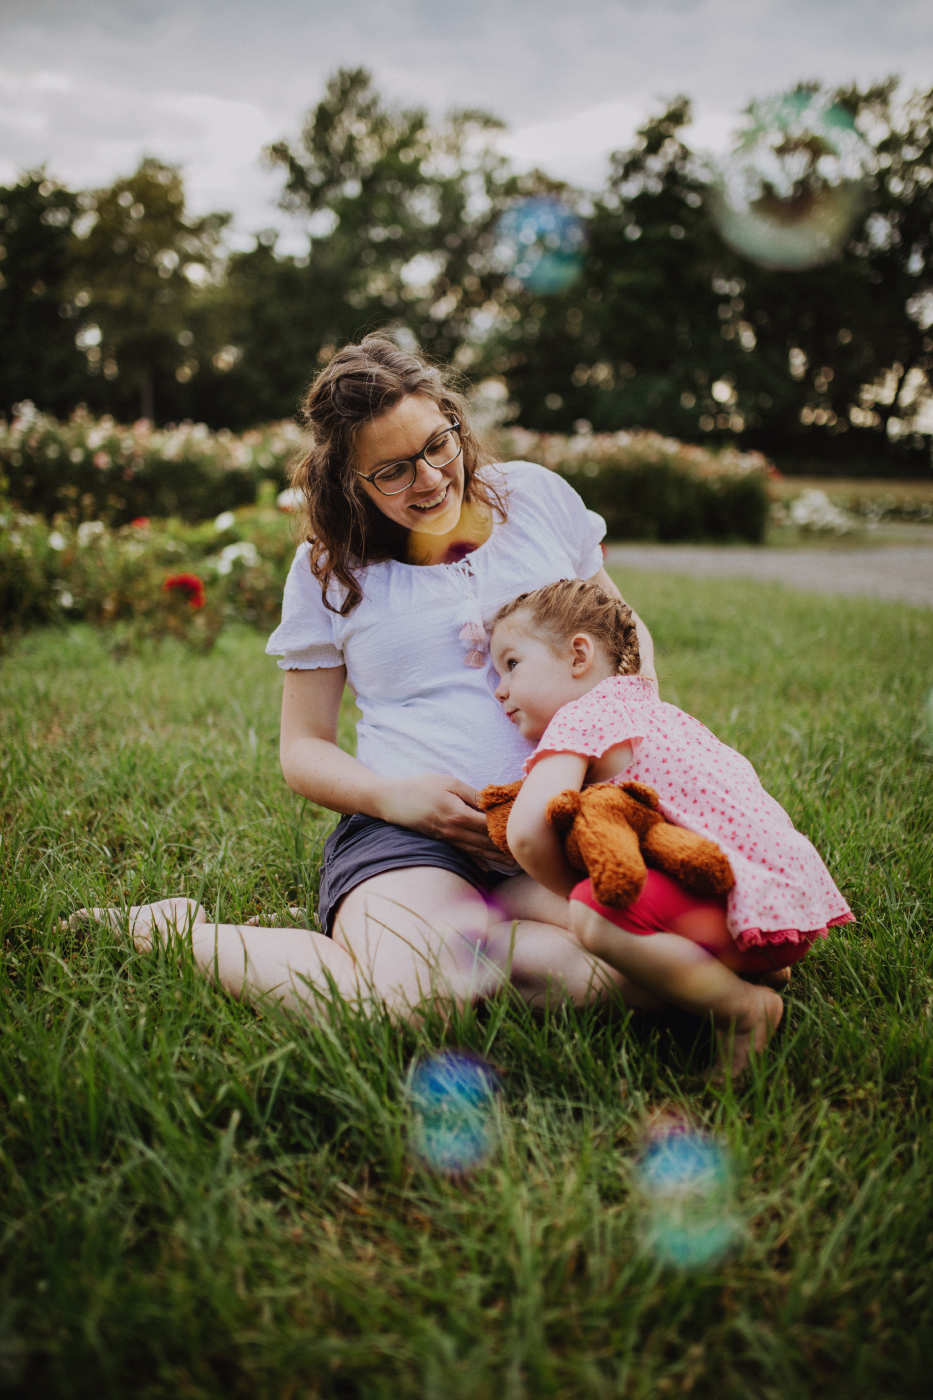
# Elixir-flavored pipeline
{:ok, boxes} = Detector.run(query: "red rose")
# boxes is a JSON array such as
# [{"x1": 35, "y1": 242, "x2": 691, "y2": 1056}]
[{"x1": 163, "y1": 573, "x2": 206, "y2": 610}]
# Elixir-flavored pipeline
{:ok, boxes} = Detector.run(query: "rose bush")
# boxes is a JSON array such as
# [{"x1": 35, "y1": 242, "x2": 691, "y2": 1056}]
[
  {"x1": 0, "y1": 403, "x2": 303, "y2": 524},
  {"x1": 0, "y1": 503, "x2": 299, "y2": 649},
  {"x1": 8, "y1": 412, "x2": 926, "y2": 647}
]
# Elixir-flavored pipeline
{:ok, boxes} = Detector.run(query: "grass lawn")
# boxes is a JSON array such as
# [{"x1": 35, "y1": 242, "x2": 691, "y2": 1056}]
[{"x1": 1, "y1": 569, "x2": 932, "y2": 1399}]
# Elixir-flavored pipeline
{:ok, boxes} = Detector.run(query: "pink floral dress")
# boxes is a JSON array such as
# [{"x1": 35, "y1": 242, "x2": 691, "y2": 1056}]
[{"x1": 525, "y1": 675, "x2": 854, "y2": 951}]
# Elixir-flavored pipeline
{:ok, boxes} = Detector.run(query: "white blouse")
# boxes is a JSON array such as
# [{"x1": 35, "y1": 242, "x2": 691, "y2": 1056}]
[{"x1": 265, "y1": 462, "x2": 606, "y2": 791}]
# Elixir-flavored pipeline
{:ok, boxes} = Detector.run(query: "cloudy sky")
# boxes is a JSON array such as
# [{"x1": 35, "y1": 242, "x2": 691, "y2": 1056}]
[{"x1": 1, "y1": 0, "x2": 931, "y2": 250}]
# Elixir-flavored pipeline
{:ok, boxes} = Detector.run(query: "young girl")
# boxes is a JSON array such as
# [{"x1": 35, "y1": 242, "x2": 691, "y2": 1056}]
[{"x1": 489, "y1": 579, "x2": 854, "y2": 1072}]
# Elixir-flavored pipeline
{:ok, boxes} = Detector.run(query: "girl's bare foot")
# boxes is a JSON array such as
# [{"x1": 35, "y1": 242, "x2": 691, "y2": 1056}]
[
  {"x1": 62, "y1": 898, "x2": 206, "y2": 952},
  {"x1": 741, "y1": 966, "x2": 792, "y2": 990},
  {"x1": 718, "y1": 985, "x2": 784, "y2": 1076}
]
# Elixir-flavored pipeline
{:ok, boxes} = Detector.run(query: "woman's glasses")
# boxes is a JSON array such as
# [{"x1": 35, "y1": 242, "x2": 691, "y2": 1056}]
[{"x1": 357, "y1": 423, "x2": 461, "y2": 496}]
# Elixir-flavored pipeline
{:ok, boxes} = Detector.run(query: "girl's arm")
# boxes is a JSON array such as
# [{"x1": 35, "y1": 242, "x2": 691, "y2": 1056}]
[
  {"x1": 280, "y1": 668, "x2": 504, "y2": 864},
  {"x1": 506, "y1": 751, "x2": 589, "y2": 897},
  {"x1": 588, "y1": 566, "x2": 657, "y2": 690}
]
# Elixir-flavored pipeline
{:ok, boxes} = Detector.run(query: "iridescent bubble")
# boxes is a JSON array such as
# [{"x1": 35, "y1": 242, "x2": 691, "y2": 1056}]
[
  {"x1": 494, "y1": 197, "x2": 586, "y2": 294},
  {"x1": 636, "y1": 1123, "x2": 741, "y2": 1268},
  {"x1": 409, "y1": 1052, "x2": 498, "y2": 1176},
  {"x1": 708, "y1": 88, "x2": 874, "y2": 271}
]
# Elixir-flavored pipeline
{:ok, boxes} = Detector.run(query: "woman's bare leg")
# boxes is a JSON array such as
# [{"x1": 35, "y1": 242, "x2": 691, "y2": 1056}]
[
  {"x1": 66, "y1": 898, "x2": 361, "y2": 1011},
  {"x1": 332, "y1": 867, "x2": 656, "y2": 1016},
  {"x1": 65, "y1": 868, "x2": 657, "y2": 1020},
  {"x1": 189, "y1": 921, "x2": 361, "y2": 1011},
  {"x1": 332, "y1": 868, "x2": 503, "y2": 1014},
  {"x1": 489, "y1": 874, "x2": 663, "y2": 1010}
]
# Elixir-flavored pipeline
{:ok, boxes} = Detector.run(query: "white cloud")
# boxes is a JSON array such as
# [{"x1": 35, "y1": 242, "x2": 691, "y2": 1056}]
[
  {"x1": 498, "y1": 102, "x2": 645, "y2": 190},
  {"x1": 0, "y1": 0, "x2": 930, "y2": 243}
]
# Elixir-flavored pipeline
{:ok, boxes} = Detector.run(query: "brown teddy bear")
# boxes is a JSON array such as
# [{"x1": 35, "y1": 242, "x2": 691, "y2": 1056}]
[{"x1": 478, "y1": 779, "x2": 734, "y2": 910}]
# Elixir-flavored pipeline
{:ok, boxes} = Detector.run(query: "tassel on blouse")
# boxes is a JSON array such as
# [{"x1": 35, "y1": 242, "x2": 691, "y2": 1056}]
[{"x1": 455, "y1": 595, "x2": 488, "y2": 669}]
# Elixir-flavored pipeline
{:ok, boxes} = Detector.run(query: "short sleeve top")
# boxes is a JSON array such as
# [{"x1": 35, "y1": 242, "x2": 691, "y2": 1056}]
[{"x1": 266, "y1": 462, "x2": 606, "y2": 790}]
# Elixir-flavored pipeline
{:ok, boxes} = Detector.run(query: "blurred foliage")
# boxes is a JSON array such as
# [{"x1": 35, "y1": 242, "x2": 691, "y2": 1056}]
[
  {"x1": 183, "y1": 68, "x2": 557, "y2": 425},
  {"x1": 0, "y1": 403, "x2": 301, "y2": 523},
  {"x1": 0, "y1": 175, "x2": 86, "y2": 414},
  {"x1": 1, "y1": 71, "x2": 932, "y2": 474},
  {"x1": 1, "y1": 405, "x2": 772, "y2": 543},
  {"x1": 500, "y1": 84, "x2": 933, "y2": 475},
  {"x1": 70, "y1": 158, "x2": 229, "y2": 422},
  {"x1": 0, "y1": 499, "x2": 298, "y2": 647},
  {"x1": 499, "y1": 425, "x2": 773, "y2": 542}
]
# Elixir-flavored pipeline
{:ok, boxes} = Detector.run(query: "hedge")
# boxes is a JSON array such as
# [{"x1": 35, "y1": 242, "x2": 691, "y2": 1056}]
[
  {"x1": 496, "y1": 427, "x2": 775, "y2": 544},
  {"x1": 2, "y1": 406, "x2": 774, "y2": 544}
]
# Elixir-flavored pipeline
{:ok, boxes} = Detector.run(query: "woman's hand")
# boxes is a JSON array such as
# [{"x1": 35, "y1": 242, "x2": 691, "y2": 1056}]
[
  {"x1": 280, "y1": 671, "x2": 512, "y2": 867},
  {"x1": 374, "y1": 773, "x2": 515, "y2": 869}
]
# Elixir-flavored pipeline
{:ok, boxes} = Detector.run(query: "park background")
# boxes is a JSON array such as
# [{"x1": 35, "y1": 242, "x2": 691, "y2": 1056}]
[{"x1": 2, "y1": 3, "x2": 933, "y2": 1397}]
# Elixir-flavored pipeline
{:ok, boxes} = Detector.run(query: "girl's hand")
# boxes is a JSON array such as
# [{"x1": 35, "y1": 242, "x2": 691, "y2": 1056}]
[{"x1": 374, "y1": 773, "x2": 516, "y2": 869}]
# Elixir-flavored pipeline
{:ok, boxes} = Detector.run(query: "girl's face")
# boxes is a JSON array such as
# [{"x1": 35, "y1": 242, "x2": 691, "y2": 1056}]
[
  {"x1": 355, "y1": 393, "x2": 465, "y2": 537},
  {"x1": 491, "y1": 618, "x2": 581, "y2": 743}
]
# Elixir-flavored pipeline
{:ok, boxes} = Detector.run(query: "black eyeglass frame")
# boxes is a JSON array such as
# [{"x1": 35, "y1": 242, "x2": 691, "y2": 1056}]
[{"x1": 356, "y1": 422, "x2": 462, "y2": 497}]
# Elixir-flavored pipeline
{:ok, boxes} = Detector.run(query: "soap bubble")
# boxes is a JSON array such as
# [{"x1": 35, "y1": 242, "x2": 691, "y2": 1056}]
[
  {"x1": 409, "y1": 1052, "x2": 498, "y2": 1176},
  {"x1": 494, "y1": 197, "x2": 586, "y2": 294},
  {"x1": 708, "y1": 88, "x2": 874, "y2": 271},
  {"x1": 636, "y1": 1120, "x2": 741, "y2": 1268}
]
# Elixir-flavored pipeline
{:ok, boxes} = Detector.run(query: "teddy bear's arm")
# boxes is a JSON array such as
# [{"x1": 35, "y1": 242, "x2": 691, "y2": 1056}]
[{"x1": 477, "y1": 779, "x2": 523, "y2": 856}]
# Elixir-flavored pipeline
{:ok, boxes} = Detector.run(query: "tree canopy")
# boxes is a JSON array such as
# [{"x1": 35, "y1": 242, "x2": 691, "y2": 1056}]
[{"x1": 1, "y1": 69, "x2": 931, "y2": 473}]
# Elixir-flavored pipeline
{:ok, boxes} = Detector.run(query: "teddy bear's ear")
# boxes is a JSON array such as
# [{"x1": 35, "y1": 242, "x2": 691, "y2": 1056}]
[
  {"x1": 546, "y1": 789, "x2": 583, "y2": 833},
  {"x1": 477, "y1": 779, "x2": 524, "y2": 812},
  {"x1": 619, "y1": 781, "x2": 661, "y2": 810}
]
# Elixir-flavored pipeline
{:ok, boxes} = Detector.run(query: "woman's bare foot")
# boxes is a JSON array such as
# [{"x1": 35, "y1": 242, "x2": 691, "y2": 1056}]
[
  {"x1": 245, "y1": 906, "x2": 307, "y2": 928},
  {"x1": 62, "y1": 898, "x2": 206, "y2": 952},
  {"x1": 717, "y1": 985, "x2": 784, "y2": 1076}
]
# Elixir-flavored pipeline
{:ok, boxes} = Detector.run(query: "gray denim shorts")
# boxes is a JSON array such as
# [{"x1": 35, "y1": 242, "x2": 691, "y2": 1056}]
[{"x1": 317, "y1": 813, "x2": 511, "y2": 937}]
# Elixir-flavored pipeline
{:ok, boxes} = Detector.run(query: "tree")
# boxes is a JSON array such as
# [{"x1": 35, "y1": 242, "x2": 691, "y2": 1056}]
[
  {"x1": 0, "y1": 173, "x2": 87, "y2": 417},
  {"x1": 70, "y1": 159, "x2": 229, "y2": 422},
  {"x1": 267, "y1": 68, "x2": 522, "y2": 358},
  {"x1": 491, "y1": 101, "x2": 726, "y2": 437},
  {"x1": 497, "y1": 83, "x2": 933, "y2": 472},
  {"x1": 184, "y1": 67, "x2": 558, "y2": 429}
]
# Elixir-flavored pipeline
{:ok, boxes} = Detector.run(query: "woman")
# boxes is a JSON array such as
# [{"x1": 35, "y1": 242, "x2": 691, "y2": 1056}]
[{"x1": 74, "y1": 335, "x2": 657, "y2": 1019}]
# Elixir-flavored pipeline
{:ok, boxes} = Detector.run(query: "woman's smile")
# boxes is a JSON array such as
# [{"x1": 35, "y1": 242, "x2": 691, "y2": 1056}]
[
  {"x1": 411, "y1": 482, "x2": 451, "y2": 512},
  {"x1": 355, "y1": 394, "x2": 465, "y2": 538}
]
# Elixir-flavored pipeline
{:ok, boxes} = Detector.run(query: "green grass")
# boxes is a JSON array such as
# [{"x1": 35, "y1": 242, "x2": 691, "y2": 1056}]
[{"x1": 1, "y1": 571, "x2": 932, "y2": 1399}]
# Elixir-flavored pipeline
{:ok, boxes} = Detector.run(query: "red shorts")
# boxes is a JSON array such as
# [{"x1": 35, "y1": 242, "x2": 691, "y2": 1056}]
[{"x1": 570, "y1": 869, "x2": 819, "y2": 974}]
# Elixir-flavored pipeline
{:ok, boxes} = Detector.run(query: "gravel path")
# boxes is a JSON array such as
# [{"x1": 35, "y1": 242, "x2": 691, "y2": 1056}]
[{"x1": 604, "y1": 543, "x2": 933, "y2": 609}]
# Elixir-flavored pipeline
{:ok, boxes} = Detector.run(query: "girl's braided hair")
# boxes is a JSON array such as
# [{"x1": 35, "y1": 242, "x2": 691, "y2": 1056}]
[{"x1": 491, "y1": 579, "x2": 641, "y2": 675}]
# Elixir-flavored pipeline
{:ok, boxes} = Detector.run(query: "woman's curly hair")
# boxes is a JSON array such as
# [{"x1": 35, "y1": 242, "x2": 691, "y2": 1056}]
[
  {"x1": 491, "y1": 578, "x2": 641, "y2": 676},
  {"x1": 289, "y1": 333, "x2": 505, "y2": 615}
]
